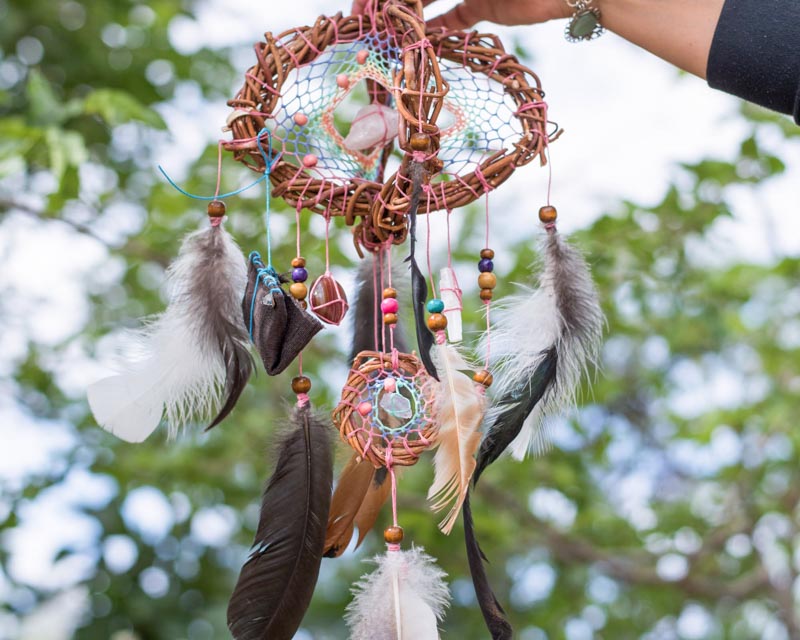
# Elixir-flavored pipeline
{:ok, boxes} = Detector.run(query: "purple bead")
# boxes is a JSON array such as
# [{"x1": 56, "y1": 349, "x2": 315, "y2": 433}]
[
  {"x1": 478, "y1": 259, "x2": 494, "y2": 273},
  {"x1": 292, "y1": 267, "x2": 308, "y2": 283}
]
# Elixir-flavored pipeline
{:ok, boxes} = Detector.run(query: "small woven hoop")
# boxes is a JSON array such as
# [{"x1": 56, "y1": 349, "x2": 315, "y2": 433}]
[
  {"x1": 333, "y1": 350, "x2": 437, "y2": 468},
  {"x1": 224, "y1": 0, "x2": 441, "y2": 234}
]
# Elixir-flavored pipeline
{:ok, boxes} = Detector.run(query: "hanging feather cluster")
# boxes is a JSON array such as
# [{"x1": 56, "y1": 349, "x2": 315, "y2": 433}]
[
  {"x1": 428, "y1": 342, "x2": 484, "y2": 534},
  {"x1": 346, "y1": 547, "x2": 450, "y2": 640},
  {"x1": 465, "y1": 227, "x2": 604, "y2": 639},
  {"x1": 88, "y1": 221, "x2": 253, "y2": 442},
  {"x1": 478, "y1": 229, "x2": 604, "y2": 472},
  {"x1": 227, "y1": 404, "x2": 333, "y2": 640}
]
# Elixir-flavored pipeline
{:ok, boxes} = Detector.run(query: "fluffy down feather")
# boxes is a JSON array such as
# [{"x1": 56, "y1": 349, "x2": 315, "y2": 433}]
[
  {"x1": 346, "y1": 548, "x2": 450, "y2": 640},
  {"x1": 88, "y1": 224, "x2": 251, "y2": 442}
]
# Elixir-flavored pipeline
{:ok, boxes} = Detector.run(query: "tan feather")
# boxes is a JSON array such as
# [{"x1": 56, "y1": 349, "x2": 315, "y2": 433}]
[
  {"x1": 354, "y1": 468, "x2": 392, "y2": 548},
  {"x1": 324, "y1": 454, "x2": 374, "y2": 558},
  {"x1": 428, "y1": 343, "x2": 485, "y2": 534}
]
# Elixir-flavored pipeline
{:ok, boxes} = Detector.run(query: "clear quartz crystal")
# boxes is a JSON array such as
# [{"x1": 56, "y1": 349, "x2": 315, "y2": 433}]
[{"x1": 380, "y1": 392, "x2": 412, "y2": 420}]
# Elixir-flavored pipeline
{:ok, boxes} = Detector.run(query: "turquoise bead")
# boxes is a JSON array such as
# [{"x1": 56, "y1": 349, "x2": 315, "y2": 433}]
[{"x1": 426, "y1": 299, "x2": 445, "y2": 314}]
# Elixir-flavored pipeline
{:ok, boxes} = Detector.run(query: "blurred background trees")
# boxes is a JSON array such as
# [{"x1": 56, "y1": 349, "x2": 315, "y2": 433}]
[{"x1": 1, "y1": 1, "x2": 799, "y2": 639}]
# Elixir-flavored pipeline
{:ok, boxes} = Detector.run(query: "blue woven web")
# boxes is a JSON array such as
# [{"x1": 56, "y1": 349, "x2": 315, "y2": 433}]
[
  {"x1": 269, "y1": 32, "x2": 402, "y2": 182},
  {"x1": 436, "y1": 58, "x2": 524, "y2": 179}
]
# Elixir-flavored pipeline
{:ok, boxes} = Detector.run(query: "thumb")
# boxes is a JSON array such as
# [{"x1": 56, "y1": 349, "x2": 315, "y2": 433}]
[{"x1": 427, "y1": 2, "x2": 483, "y2": 30}]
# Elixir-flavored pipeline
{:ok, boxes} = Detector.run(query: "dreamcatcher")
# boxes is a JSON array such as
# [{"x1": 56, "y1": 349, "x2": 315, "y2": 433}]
[{"x1": 87, "y1": 0, "x2": 603, "y2": 638}]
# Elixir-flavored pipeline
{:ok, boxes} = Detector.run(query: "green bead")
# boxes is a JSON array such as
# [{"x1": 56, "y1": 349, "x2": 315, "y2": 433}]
[
  {"x1": 569, "y1": 10, "x2": 600, "y2": 40},
  {"x1": 426, "y1": 299, "x2": 445, "y2": 314}
]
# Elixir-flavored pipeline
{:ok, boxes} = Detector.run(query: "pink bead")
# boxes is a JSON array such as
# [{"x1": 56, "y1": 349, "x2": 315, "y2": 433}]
[
  {"x1": 381, "y1": 298, "x2": 399, "y2": 314},
  {"x1": 356, "y1": 49, "x2": 369, "y2": 65},
  {"x1": 357, "y1": 402, "x2": 373, "y2": 416},
  {"x1": 383, "y1": 378, "x2": 396, "y2": 393},
  {"x1": 302, "y1": 154, "x2": 318, "y2": 168},
  {"x1": 336, "y1": 74, "x2": 350, "y2": 89},
  {"x1": 293, "y1": 113, "x2": 309, "y2": 126}
]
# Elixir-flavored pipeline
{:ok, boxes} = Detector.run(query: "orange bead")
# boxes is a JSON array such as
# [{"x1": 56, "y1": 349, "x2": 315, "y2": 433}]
[
  {"x1": 291, "y1": 256, "x2": 307, "y2": 268},
  {"x1": 478, "y1": 273, "x2": 497, "y2": 290},
  {"x1": 382, "y1": 287, "x2": 397, "y2": 299},
  {"x1": 207, "y1": 201, "x2": 226, "y2": 218},
  {"x1": 480, "y1": 289, "x2": 493, "y2": 301},
  {"x1": 383, "y1": 313, "x2": 398, "y2": 325},
  {"x1": 289, "y1": 282, "x2": 308, "y2": 300},
  {"x1": 384, "y1": 526, "x2": 404, "y2": 544},
  {"x1": 480, "y1": 248, "x2": 495, "y2": 260},
  {"x1": 539, "y1": 205, "x2": 558, "y2": 224},
  {"x1": 427, "y1": 313, "x2": 447, "y2": 331},
  {"x1": 473, "y1": 369, "x2": 494, "y2": 387}
]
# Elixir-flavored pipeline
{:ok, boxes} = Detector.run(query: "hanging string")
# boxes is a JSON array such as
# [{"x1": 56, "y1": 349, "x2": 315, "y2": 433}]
[
  {"x1": 255, "y1": 129, "x2": 276, "y2": 267},
  {"x1": 483, "y1": 192, "x2": 492, "y2": 370},
  {"x1": 425, "y1": 188, "x2": 437, "y2": 299},
  {"x1": 386, "y1": 242, "x2": 396, "y2": 354}
]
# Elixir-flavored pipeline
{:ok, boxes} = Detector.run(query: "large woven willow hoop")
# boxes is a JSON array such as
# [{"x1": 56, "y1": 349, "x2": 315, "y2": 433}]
[{"x1": 223, "y1": 1, "x2": 444, "y2": 245}]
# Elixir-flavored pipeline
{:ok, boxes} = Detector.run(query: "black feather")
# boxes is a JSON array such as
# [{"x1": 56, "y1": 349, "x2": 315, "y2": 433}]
[
  {"x1": 350, "y1": 256, "x2": 409, "y2": 363},
  {"x1": 227, "y1": 405, "x2": 334, "y2": 640},
  {"x1": 406, "y1": 161, "x2": 438, "y2": 380},
  {"x1": 189, "y1": 225, "x2": 254, "y2": 431},
  {"x1": 464, "y1": 492, "x2": 513, "y2": 640},
  {"x1": 474, "y1": 347, "x2": 558, "y2": 484}
]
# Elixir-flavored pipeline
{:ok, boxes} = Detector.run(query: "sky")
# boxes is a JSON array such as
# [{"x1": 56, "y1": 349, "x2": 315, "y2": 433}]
[{"x1": 2, "y1": 1, "x2": 800, "y2": 638}]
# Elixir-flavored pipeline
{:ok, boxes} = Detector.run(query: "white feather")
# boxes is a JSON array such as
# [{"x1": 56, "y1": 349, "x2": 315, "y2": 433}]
[
  {"x1": 346, "y1": 548, "x2": 450, "y2": 640},
  {"x1": 439, "y1": 267, "x2": 463, "y2": 343},
  {"x1": 88, "y1": 225, "x2": 247, "y2": 442}
]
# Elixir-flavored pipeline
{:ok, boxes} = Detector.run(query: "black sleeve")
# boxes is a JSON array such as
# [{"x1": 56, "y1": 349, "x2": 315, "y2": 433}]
[{"x1": 707, "y1": 0, "x2": 800, "y2": 123}]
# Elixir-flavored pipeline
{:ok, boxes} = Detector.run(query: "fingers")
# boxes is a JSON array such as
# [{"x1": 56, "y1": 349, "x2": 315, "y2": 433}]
[
  {"x1": 353, "y1": 0, "x2": 441, "y2": 15},
  {"x1": 427, "y1": 2, "x2": 482, "y2": 31}
]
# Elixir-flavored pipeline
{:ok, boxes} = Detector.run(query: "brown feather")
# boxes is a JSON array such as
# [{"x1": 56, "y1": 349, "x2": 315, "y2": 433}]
[
  {"x1": 354, "y1": 467, "x2": 392, "y2": 548},
  {"x1": 323, "y1": 454, "x2": 374, "y2": 558}
]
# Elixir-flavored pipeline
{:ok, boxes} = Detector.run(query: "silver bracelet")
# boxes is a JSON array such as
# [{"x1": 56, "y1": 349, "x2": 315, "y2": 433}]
[{"x1": 565, "y1": 0, "x2": 604, "y2": 42}]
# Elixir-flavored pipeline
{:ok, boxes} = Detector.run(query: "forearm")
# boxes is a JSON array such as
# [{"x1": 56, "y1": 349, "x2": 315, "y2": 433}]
[{"x1": 598, "y1": 0, "x2": 726, "y2": 78}]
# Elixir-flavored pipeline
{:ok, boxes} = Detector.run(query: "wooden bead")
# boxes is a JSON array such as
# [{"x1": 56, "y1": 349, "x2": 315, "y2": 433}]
[
  {"x1": 382, "y1": 287, "x2": 397, "y2": 299},
  {"x1": 427, "y1": 313, "x2": 447, "y2": 331},
  {"x1": 291, "y1": 376, "x2": 312, "y2": 394},
  {"x1": 429, "y1": 158, "x2": 444, "y2": 173},
  {"x1": 289, "y1": 282, "x2": 308, "y2": 300},
  {"x1": 480, "y1": 289, "x2": 494, "y2": 301},
  {"x1": 480, "y1": 248, "x2": 495, "y2": 260},
  {"x1": 207, "y1": 201, "x2": 226, "y2": 218},
  {"x1": 383, "y1": 313, "x2": 398, "y2": 325},
  {"x1": 473, "y1": 369, "x2": 494, "y2": 387},
  {"x1": 410, "y1": 132, "x2": 430, "y2": 151},
  {"x1": 291, "y1": 256, "x2": 307, "y2": 268},
  {"x1": 539, "y1": 205, "x2": 558, "y2": 224},
  {"x1": 384, "y1": 526, "x2": 404, "y2": 544},
  {"x1": 478, "y1": 273, "x2": 497, "y2": 290}
]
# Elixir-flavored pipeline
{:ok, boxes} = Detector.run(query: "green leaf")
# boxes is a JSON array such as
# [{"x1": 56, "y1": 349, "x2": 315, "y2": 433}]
[
  {"x1": 82, "y1": 89, "x2": 166, "y2": 129},
  {"x1": 45, "y1": 126, "x2": 88, "y2": 186},
  {"x1": 26, "y1": 69, "x2": 63, "y2": 126}
]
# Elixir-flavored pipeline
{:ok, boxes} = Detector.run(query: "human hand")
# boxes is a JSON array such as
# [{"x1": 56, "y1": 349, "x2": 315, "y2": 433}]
[{"x1": 351, "y1": 0, "x2": 571, "y2": 29}]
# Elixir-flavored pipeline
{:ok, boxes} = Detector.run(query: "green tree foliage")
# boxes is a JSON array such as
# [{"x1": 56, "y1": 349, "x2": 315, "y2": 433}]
[{"x1": 2, "y1": 1, "x2": 799, "y2": 639}]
